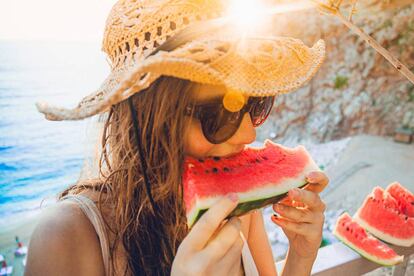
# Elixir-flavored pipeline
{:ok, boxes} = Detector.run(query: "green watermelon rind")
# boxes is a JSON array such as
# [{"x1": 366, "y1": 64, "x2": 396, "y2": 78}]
[
  {"x1": 188, "y1": 181, "x2": 308, "y2": 228},
  {"x1": 333, "y1": 229, "x2": 403, "y2": 267},
  {"x1": 354, "y1": 211, "x2": 414, "y2": 247},
  {"x1": 188, "y1": 178, "x2": 308, "y2": 228}
]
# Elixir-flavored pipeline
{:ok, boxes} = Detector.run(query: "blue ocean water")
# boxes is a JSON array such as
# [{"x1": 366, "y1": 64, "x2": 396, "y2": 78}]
[{"x1": 0, "y1": 40, "x2": 109, "y2": 228}]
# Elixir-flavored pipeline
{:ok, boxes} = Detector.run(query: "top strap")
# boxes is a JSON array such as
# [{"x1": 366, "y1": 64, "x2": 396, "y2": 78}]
[{"x1": 60, "y1": 194, "x2": 112, "y2": 275}]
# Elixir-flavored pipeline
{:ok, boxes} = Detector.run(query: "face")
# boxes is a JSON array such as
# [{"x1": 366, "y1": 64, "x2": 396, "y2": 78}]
[{"x1": 183, "y1": 83, "x2": 256, "y2": 159}]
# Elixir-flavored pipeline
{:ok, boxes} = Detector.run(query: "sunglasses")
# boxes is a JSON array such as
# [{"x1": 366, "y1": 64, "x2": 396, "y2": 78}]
[{"x1": 185, "y1": 96, "x2": 275, "y2": 144}]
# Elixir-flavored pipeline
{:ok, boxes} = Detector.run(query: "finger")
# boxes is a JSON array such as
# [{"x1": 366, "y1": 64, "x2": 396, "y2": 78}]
[
  {"x1": 271, "y1": 215, "x2": 314, "y2": 236},
  {"x1": 216, "y1": 234, "x2": 244, "y2": 273},
  {"x1": 288, "y1": 188, "x2": 326, "y2": 212},
  {"x1": 278, "y1": 198, "x2": 305, "y2": 208},
  {"x1": 185, "y1": 194, "x2": 239, "y2": 250},
  {"x1": 273, "y1": 204, "x2": 314, "y2": 223},
  {"x1": 305, "y1": 171, "x2": 329, "y2": 193},
  {"x1": 201, "y1": 217, "x2": 242, "y2": 263}
]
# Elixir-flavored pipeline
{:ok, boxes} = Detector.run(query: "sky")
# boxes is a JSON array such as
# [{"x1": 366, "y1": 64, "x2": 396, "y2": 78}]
[{"x1": 0, "y1": 0, "x2": 116, "y2": 43}]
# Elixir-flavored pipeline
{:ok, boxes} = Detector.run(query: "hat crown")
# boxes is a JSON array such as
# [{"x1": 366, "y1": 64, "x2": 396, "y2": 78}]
[{"x1": 102, "y1": 0, "x2": 224, "y2": 70}]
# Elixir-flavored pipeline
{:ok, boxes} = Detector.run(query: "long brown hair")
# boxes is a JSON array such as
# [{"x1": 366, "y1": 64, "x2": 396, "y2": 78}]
[{"x1": 59, "y1": 76, "x2": 197, "y2": 275}]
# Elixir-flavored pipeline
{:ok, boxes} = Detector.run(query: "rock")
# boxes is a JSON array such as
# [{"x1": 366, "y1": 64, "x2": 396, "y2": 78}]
[{"x1": 256, "y1": 4, "x2": 414, "y2": 143}]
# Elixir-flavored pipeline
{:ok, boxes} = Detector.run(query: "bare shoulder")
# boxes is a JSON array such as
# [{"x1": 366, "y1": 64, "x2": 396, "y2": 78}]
[{"x1": 25, "y1": 200, "x2": 105, "y2": 276}]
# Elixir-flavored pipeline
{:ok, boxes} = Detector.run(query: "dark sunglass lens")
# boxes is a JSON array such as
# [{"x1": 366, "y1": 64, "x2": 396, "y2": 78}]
[
  {"x1": 201, "y1": 108, "x2": 243, "y2": 144},
  {"x1": 250, "y1": 97, "x2": 274, "y2": 126}
]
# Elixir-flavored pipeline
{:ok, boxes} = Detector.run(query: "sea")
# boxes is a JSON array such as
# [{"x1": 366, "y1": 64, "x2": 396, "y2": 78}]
[{"x1": 0, "y1": 40, "x2": 109, "y2": 229}]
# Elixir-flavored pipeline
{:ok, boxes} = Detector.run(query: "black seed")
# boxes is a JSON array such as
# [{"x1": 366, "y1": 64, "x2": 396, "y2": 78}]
[
  {"x1": 198, "y1": 159, "x2": 204, "y2": 162},
  {"x1": 212, "y1": 167, "x2": 219, "y2": 173},
  {"x1": 223, "y1": 167, "x2": 230, "y2": 172},
  {"x1": 213, "y1": 157, "x2": 221, "y2": 161},
  {"x1": 256, "y1": 158, "x2": 261, "y2": 163}
]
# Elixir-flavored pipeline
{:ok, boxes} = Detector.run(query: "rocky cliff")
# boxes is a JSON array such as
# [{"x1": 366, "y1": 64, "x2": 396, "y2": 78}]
[{"x1": 257, "y1": 2, "x2": 414, "y2": 143}]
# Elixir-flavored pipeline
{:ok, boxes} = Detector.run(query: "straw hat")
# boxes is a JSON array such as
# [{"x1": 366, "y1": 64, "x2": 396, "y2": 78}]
[{"x1": 36, "y1": 0, "x2": 326, "y2": 121}]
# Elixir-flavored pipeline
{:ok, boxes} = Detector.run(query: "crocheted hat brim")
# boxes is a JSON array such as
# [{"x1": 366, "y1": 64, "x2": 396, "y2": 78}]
[{"x1": 36, "y1": 36, "x2": 325, "y2": 121}]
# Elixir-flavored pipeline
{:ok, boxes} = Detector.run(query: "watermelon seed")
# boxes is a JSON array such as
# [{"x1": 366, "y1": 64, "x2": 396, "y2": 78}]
[
  {"x1": 223, "y1": 167, "x2": 230, "y2": 172},
  {"x1": 213, "y1": 157, "x2": 221, "y2": 161},
  {"x1": 255, "y1": 158, "x2": 261, "y2": 163},
  {"x1": 212, "y1": 167, "x2": 219, "y2": 173},
  {"x1": 205, "y1": 170, "x2": 210, "y2": 174},
  {"x1": 263, "y1": 156, "x2": 268, "y2": 160},
  {"x1": 405, "y1": 216, "x2": 408, "y2": 221},
  {"x1": 411, "y1": 202, "x2": 414, "y2": 206},
  {"x1": 346, "y1": 227, "x2": 349, "y2": 231},
  {"x1": 198, "y1": 159, "x2": 204, "y2": 162}
]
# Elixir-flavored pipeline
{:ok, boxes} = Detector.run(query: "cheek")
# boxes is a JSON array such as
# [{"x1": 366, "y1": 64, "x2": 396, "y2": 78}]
[{"x1": 184, "y1": 119, "x2": 214, "y2": 158}]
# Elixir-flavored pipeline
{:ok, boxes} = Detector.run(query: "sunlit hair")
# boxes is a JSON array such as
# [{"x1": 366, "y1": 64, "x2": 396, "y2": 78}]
[{"x1": 58, "y1": 76, "x2": 197, "y2": 275}]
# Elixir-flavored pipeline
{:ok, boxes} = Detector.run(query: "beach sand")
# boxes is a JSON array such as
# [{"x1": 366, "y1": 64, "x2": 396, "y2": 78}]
[{"x1": 0, "y1": 213, "x2": 41, "y2": 275}]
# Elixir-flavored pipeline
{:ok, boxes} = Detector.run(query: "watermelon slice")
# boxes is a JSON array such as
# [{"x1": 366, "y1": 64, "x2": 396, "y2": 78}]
[
  {"x1": 386, "y1": 182, "x2": 414, "y2": 217},
  {"x1": 333, "y1": 213, "x2": 403, "y2": 266},
  {"x1": 182, "y1": 139, "x2": 320, "y2": 227},
  {"x1": 354, "y1": 187, "x2": 414, "y2": 247}
]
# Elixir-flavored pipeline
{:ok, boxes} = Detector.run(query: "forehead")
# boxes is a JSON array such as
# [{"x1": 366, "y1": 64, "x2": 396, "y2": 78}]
[
  {"x1": 191, "y1": 83, "x2": 248, "y2": 103},
  {"x1": 191, "y1": 83, "x2": 227, "y2": 102}
]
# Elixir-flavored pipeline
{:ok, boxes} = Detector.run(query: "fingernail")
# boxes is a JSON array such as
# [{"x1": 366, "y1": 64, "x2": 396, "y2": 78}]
[
  {"x1": 228, "y1": 193, "x2": 239, "y2": 202},
  {"x1": 307, "y1": 172, "x2": 318, "y2": 182}
]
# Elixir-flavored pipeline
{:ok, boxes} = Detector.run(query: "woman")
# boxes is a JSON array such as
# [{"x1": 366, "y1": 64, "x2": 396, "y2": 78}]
[{"x1": 26, "y1": 0, "x2": 328, "y2": 275}]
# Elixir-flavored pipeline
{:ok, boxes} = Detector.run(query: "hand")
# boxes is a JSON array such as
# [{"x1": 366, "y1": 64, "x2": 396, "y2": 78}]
[
  {"x1": 271, "y1": 171, "x2": 329, "y2": 259},
  {"x1": 171, "y1": 195, "x2": 244, "y2": 276}
]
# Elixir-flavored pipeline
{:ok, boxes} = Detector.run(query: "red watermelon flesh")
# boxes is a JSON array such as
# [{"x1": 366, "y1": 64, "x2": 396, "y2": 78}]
[
  {"x1": 354, "y1": 187, "x2": 414, "y2": 247},
  {"x1": 333, "y1": 213, "x2": 403, "y2": 266},
  {"x1": 386, "y1": 182, "x2": 414, "y2": 217},
  {"x1": 182, "y1": 139, "x2": 320, "y2": 227}
]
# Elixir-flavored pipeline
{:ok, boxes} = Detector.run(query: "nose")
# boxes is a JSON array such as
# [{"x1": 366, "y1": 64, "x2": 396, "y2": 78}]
[{"x1": 227, "y1": 112, "x2": 256, "y2": 145}]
